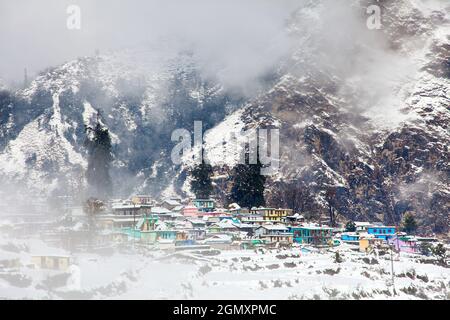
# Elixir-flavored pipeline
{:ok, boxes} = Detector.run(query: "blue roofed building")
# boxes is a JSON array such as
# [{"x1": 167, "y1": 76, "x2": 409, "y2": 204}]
[{"x1": 367, "y1": 225, "x2": 396, "y2": 240}]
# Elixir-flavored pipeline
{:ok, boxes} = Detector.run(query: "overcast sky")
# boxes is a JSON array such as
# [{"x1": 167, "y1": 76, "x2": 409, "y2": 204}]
[{"x1": 0, "y1": 0, "x2": 301, "y2": 84}]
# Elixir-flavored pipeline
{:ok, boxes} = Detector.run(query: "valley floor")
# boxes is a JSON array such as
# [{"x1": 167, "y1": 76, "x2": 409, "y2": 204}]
[{"x1": 0, "y1": 236, "x2": 449, "y2": 300}]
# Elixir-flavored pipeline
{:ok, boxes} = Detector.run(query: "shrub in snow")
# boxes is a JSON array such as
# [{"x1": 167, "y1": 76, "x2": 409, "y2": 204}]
[
  {"x1": 198, "y1": 265, "x2": 212, "y2": 276},
  {"x1": 284, "y1": 262, "x2": 296, "y2": 268},
  {"x1": 334, "y1": 252, "x2": 343, "y2": 263},
  {"x1": 362, "y1": 257, "x2": 378, "y2": 265},
  {"x1": 416, "y1": 274, "x2": 429, "y2": 283},
  {"x1": 323, "y1": 267, "x2": 341, "y2": 276}
]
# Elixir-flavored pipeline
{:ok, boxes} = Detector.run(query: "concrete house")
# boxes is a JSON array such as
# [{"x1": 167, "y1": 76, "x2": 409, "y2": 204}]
[
  {"x1": 31, "y1": 255, "x2": 71, "y2": 271},
  {"x1": 250, "y1": 207, "x2": 293, "y2": 222},
  {"x1": 290, "y1": 224, "x2": 333, "y2": 246},
  {"x1": 193, "y1": 199, "x2": 216, "y2": 212}
]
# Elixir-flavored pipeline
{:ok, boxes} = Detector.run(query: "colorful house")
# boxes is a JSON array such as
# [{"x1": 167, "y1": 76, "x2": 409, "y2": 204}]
[
  {"x1": 355, "y1": 221, "x2": 372, "y2": 233},
  {"x1": 254, "y1": 224, "x2": 293, "y2": 244},
  {"x1": 341, "y1": 232, "x2": 360, "y2": 244},
  {"x1": 367, "y1": 226, "x2": 396, "y2": 240},
  {"x1": 135, "y1": 215, "x2": 159, "y2": 244},
  {"x1": 182, "y1": 203, "x2": 201, "y2": 217},
  {"x1": 162, "y1": 199, "x2": 182, "y2": 210},
  {"x1": 193, "y1": 199, "x2": 216, "y2": 212},
  {"x1": 290, "y1": 225, "x2": 333, "y2": 246},
  {"x1": 157, "y1": 230, "x2": 177, "y2": 241},
  {"x1": 207, "y1": 219, "x2": 239, "y2": 233},
  {"x1": 261, "y1": 233, "x2": 293, "y2": 244},
  {"x1": 359, "y1": 236, "x2": 385, "y2": 253},
  {"x1": 388, "y1": 236, "x2": 419, "y2": 254},
  {"x1": 112, "y1": 203, "x2": 142, "y2": 216},
  {"x1": 255, "y1": 224, "x2": 290, "y2": 237},
  {"x1": 131, "y1": 195, "x2": 153, "y2": 205},
  {"x1": 31, "y1": 255, "x2": 71, "y2": 271},
  {"x1": 250, "y1": 207, "x2": 293, "y2": 222}
]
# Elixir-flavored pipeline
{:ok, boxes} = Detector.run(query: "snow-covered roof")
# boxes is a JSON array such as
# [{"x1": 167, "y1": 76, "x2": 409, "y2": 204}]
[
  {"x1": 228, "y1": 203, "x2": 241, "y2": 210},
  {"x1": 112, "y1": 204, "x2": 141, "y2": 210},
  {"x1": 342, "y1": 232, "x2": 359, "y2": 236},
  {"x1": 188, "y1": 219, "x2": 206, "y2": 225},
  {"x1": 258, "y1": 224, "x2": 289, "y2": 231},
  {"x1": 151, "y1": 207, "x2": 172, "y2": 214},
  {"x1": 205, "y1": 234, "x2": 232, "y2": 242},
  {"x1": 235, "y1": 223, "x2": 257, "y2": 229},
  {"x1": 164, "y1": 199, "x2": 181, "y2": 206},
  {"x1": 155, "y1": 221, "x2": 169, "y2": 231},
  {"x1": 355, "y1": 222, "x2": 372, "y2": 227},
  {"x1": 167, "y1": 212, "x2": 183, "y2": 217},
  {"x1": 298, "y1": 223, "x2": 333, "y2": 230}
]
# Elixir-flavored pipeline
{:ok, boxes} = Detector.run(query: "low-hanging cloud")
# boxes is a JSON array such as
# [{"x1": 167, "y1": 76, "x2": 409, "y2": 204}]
[
  {"x1": 0, "y1": 0, "x2": 300, "y2": 91},
  {"x1": 0, "y1": 0, "x2": 438, "y2": 124}
]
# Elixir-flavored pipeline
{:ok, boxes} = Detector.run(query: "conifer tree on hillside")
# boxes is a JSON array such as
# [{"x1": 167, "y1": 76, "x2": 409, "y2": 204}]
[
  {"x1": 84, "y1": 116, "x2": 113, "y2": 199},
  {"x1": 230, "y1": 151, "x2": 266, "y2": 209},
  {"x1": 402, "y1": 213, "x2": 418, "y2": 234},
  {"x1": 345, "y1": 221, "x2": 356, "y2": 232},
  {"x1": 190, "y1": 158, "x2": 213, "y2": 199}
]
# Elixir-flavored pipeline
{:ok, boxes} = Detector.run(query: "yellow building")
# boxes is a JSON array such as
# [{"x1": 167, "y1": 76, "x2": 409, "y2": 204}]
[
  {"x1": 250, "y1": 208, "x2": 293, "y2": 222},
  {"x1": 359, "y1": 237, "x2": 384, "y2": 253},
  {"x1": 31, "y1": 255, "x2": 71, "y2": 271},
  {"x1": 131, "y1": 195, "x2": 153, "y2": 205},
  {"x1": 359, "y1": 238, "x2": 371, "y2": 252}
]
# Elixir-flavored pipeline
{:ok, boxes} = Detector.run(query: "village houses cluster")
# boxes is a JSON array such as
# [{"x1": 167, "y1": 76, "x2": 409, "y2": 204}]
[
  {"x1": 86, "y1": 195, "x2": 440, "y2": 254},
  {"x1": 0, "y1": 194, "x2": 447, "y2": 274}
]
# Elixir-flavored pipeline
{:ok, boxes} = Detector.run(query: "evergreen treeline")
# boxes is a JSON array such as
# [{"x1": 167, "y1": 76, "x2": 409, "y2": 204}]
[
  {"x1": 190, "y1": 160, "x2": 213, "y2": 199},
  {"x1": 84, "y1": 116, "x2": 113, "y2": 199},
  {"x1": 190, "y1": 149, "x2": 266, "y2": 209},
  {"x1": 229, "y1": 152, "x2": 266, "y2": 209}
]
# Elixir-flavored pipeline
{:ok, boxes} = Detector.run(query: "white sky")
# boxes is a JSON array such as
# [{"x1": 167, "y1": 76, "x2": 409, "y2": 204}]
[{"x1": 0, "y1": 0, "x2": 300, "y2": 84}]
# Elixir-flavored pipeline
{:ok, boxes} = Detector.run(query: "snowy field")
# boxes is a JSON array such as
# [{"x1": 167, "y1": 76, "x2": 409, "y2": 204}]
[{"x1": 0, "y1": 235, "x2": 449, "y2": 300}]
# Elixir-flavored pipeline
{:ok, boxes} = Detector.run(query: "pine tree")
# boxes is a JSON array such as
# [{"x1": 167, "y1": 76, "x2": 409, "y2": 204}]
[
  {"x1": 84, "y1": 117, "x2": 113, "y2": 199},
  {"x1": 345, "y1": 221, "x2": 356, "y2": 232},
  {"x1": 190, "y1": 160, "x2": 213, "y2": 199},
  {"x1": 230, "y1": 151, "x2": 266, "y2": 209},
  {"x1": 402, "y1": 213, "x2": 418, "y2": 234}
]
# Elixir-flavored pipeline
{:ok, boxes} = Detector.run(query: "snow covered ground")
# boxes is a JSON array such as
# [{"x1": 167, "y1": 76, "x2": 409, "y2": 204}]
[{"x1": 0, "y1": 235, "x2": 448, "y2": 300}]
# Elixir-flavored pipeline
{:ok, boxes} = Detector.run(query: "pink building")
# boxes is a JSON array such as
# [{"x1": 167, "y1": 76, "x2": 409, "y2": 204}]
[
  {"x1": 388, "y1": 236, "x2": 419, "y2": 254},
  {"x1": 182, "y1": 204, "x2": 200, "y2": 217}
]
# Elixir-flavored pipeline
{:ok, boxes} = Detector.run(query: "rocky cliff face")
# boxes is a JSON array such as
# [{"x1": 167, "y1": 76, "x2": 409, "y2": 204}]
[{"x1": 0, "y1": 0, "x2": 448, "y2": 233}]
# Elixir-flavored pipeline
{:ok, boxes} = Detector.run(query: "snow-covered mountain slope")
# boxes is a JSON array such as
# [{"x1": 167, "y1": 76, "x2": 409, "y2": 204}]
[
  {"x1": 187, "y1": 0, "x2": 450, "y2": 233},
  {"x1": 0, "y1": 0, "x2": 448, "y2": 233},
  {"x1": 0, "y1": 50, "x2": 247, "y2": 197}
]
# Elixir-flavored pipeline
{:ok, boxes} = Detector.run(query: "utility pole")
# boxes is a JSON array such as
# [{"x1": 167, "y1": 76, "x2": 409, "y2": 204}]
[{"x1": 390, "y1": 244, "x2": 396, "y2": 295}]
